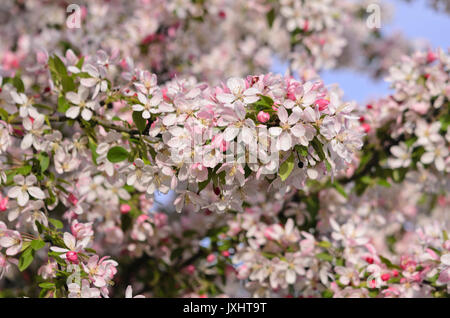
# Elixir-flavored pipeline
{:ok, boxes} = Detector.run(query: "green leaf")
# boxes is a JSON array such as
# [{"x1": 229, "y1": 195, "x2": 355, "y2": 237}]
[
  {"x1": 311, "y1": 137, "x2": 326, "y2": 161},
  {"x1": 379, "y1": 255, "x2": 401, "y2": 270},
  {"x1": 75, "y1": 56, "x2": 85, "y2": 70},
  {"x1": 50, "y1": 55, "x2": 68, "y2": 77},
  {"x1": 132, "y1": 111, "x2": 147, "y2": 132},
  {"x1": 57, "y1": 96, "x2": 70, "y2": 113},
  {"x1": 31, "y1": 240, "x2": 46, "y2": 251},
  {"x1": 315, "y1": 252, "x2": 333, "y2": 262},
  {"x1": 278, "y1": 152, "x2": 295, "y2": 181},
  {"x1": 85, "y1": 248, "x2": 97, "y2": 254},
  {"x1": 332, "y1": 182, "x2": 347, "y2": 198},
  {"x1": 295, "y1": 145, "x2": 309, "y2": 157},
  {"x1": 15, "y1": 165, "x2": 32, "y2": 176},
  {"x1": 13, "y1": 75, "x2": 25, "y2": 93},
  {"x1": 18, "y1": 248, "x2": 35, "y2": 271},
  {"x1": 0, "y1": 107, "x2": 9, "y2": 121},
  {"x1": 35, "y1": 221, "x2": 44, "y2": 234},
  {"x1": 88, "y1": 136, "x2": 98, "y2": 165},
  {"x1": 377, "y1": 179, "x2": 391, "y2": 188},
  {"x1": 317, "y1": 241, "x2": 331, "y2": 248},
  {"x1": 61, "y1": 75, "x2": 75, "y2": 92},
  {"x1": 266, "y1": 8, "x2": 276, "y2": 28},
  {"x1": 322, "y1": 290, "x2": 334, "y2": 298},
  {"x1": 39, "y1": 282, "x2": 55, "y2": 289},
  {"x1": 48, "y1": 218, "x2": 63, "y2": 230},
  {"x1": 37, "y1": 152, "x2": 50, "y2": 172},
  {"x1": 107, "y1": 146, "x2": 129, "y2": 163}
]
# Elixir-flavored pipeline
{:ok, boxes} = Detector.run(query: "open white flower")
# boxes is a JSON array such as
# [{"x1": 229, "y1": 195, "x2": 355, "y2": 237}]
[
  {"x1": 132, "y1": 91, "x2": 162, "y2": 119},
  {"x1": 10, "y1": 91, "x2": 38, "y2": 118},
  {"x1": 65, "y1": 87, "x2": 97, "y2": 121},
  {"x1": 387, "y1": 142, "x2": 412, "y2": 169},
  {"x1": 269, "y1": 106, "x2": 304, "y2": 151},
  {"x1": 7, "y1": 174, "x2": 46, "y2": 206},
  {"x1": 20, "y1": 115, "x2": 48, "y2": 150},
  {"x1": 80, "y1": 64, "x2": 107, "y2": 98},
  {"x1": 420, "y1": 142, "x2": 449, "y2": 171},
  {"x1": 216, "y1": 77, "x2": 260, "y2": 105}
]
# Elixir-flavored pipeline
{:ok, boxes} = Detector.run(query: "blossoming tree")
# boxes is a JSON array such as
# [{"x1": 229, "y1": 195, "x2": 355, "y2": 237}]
[{"x1": 0, "y1": 0, "x2": 449, "y2": 298}]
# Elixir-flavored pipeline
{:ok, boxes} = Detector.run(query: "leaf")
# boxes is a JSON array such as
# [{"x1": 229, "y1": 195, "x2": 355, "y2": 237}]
[
  {"x1": 85, "y1": 248, "x2": 97, "y2": 254},
  {"x1": 13, "y1": 75, "x2": 25, "y2": 93},
  {"x1": 322, "y1": 290, "x2": 334, "y2": 298},
  {"x1": 15, "y1": 165, "x2": 32, "y2": 176},
  {"x1": 88, "y1": 137, "x2": 98, "y2": 165},
  {"x1": 132, "y1": 111, "x2": 147, "y2": 132},
  {"x1": 278, "y1": 152, "x2": 295, "y2": 181},
  {"x1": 311, "y1": 137, "x2": 326, "y2": 161},
  {"x1": 35, "y1": 221, "x2": 44, "y2": 234},
  {"x1": 31, "y1": 240, "x2": 46, "y2": 251},
  {"x1": 317, "y1": 241, "x2": 331, "y2": 248},
  {"x1": 57, "y1": 96, "x2": 70, "y2": 113},
  {"x1": 39, "y1": 282, "x2": 55, "y2": 289},
  {"x1": 198, "y1": 168, "x2": 212, "y2": 192},
  {"x1": 266, "y1": 8, "x2": 276, "y2": 28},
  {"x1": 50, "y1": 55, "x2": 68, "y2": 77},
  {"x1": 18, "y1": 248, "x2": 35, "y2": 271},
  {"x1": 315, "y1": 252, "x2": 333, "y2": 262},
  {"x1": 37, "y1": 152, "x2": 50, "y2": 172},
  {"x1": 379, "y1": 255, "x2": 401, "y2": 270},
  {"x1": 332, "y1": 182, "x2": 347, "y2": 198},
  {"x1": 61, "y1": 75, "x2": 75, "y2": 92},
  {"x1": 107, "y1": 146, "x2": 129, "y2": 163},
  {"x1": 377, "y1": 179, "x2": 391, "y2": 188},
  {"x1": 295, "y1": 145, "x2": 309, "y2": 157},
  {"x1": 48, "y1": 218, "x2": 63, "y2": 230}
]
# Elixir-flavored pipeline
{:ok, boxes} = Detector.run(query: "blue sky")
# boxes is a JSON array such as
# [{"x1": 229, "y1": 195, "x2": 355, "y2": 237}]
[{"x1": 278, "y1": 0, "x2": 450, "y2": 103}]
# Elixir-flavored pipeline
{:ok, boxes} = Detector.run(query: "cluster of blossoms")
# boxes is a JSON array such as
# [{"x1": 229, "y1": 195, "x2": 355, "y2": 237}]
[
  {"x1": 0, "y1": 0, "x2": 449, "y2": 299},
  {"x1": 359, "y1": 49, "x2": 450, "y2": 175},
  {"x1": 226, "y1": 172, "x2": 449, "y2": 297},
  {"x1": 0, "y1": 0, "x2": 418, "y2": 84}
]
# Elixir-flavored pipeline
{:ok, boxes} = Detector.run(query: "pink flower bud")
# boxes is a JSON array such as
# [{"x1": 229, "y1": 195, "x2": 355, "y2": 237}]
[
  {"x1": 206, "y1": 254, "x2": 216, "y2": 263},
  {"x1": 66, "y1": 251, "x2": 78, "y2": 263},
  {"x1": 381, "y1": 273, "x2": 390, "y2": 281},
  {"x1": 257, "y1": 111, "x2": 270, "y2": 123},
  {"x1": 185, "y1": 264, "x2": 195, "y2": 274},
  {"x1": 137, "y1": 214, "x2": 149, "y2": 223},
  {"x1": 0, "y1": 197, "x2": 8, "y2": 211},
  {"x1": 68, "y1": 193, "x2": 78, "y2": 205},
  {"x1": 120, "y1": 204, "x2": 131, "y2": 214},
  {"x1": 361, "y1": 123, "x2": 371, "y2": 133},
  {"x1": 427, "y1": 51, "x2": 437, "y2": 63},
  {"x1": 315, "y1": 98, "x2": 329, "y2": 111}
]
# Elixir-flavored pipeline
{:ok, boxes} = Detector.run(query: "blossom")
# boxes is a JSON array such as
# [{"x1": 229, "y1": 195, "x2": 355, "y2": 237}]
[
  {"x1": 20, "y1": 115, "x2": 48, "y2": 150},
  {"x1": 132, "y1": 91, "x2": 162, "y2": 119},
  {"x1": 269, "y1": 106, "x2": 305, "y2": 151},
  {"x1": 50, "y1": 232, "x2": 90, "y2": 261},
  {"x1": 387, "y1": 142, "x2": 412, "y2": 169},
  {"x1": 216, "y1": 78, "x2": 260, "y2": 105},
  {"x1": 68, "y1": 280, "x2": 101, "y2": 298},
  {"x1": 0, "y1": 230, "x2": 22, "y2": 256},
  {"x1": 65, "y1": 86, "x2": 97, "y2": 121},
  {"x1": 80, "y1": 64, "x2": 107, "y2": 98},
  {"x1": 125, "y1": 285, "x2": 145, "y2": 298},
  {"x1": 420, "y1": 142, "x2": 449, "y2": 171},
  {"x1": 10, "y1": 91, "x2": 38, "y2": 118},
  {"x1": 7, "y1": 174, "x2": 46, "y2": 206},
  {"x1": 257, "y1": 111, "x2": 270, "y2": 123}
]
